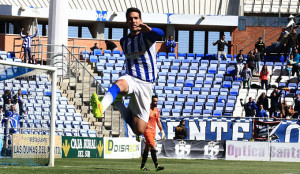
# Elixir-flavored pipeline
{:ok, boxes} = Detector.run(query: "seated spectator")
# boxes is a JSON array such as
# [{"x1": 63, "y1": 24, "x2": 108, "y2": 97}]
[
  {"x1": 12, "y1": 95, "x2": 20, "y2": 115},
  {"x1": 259, "y1": 65, "x2": 269, "y2": 90},
  {"x1": 256, "y1": 92, "x2": 269, "y2": 110},
  {"x1": 174, "y1": 120, "x2": 187, "y2": 140},
  {"x1": 90, "y1": 43, "x2": 99, "y2": 53},
  {"x1": 240, "y1": 63, "x2": 252, "y2": 89},
  {"x1": 294, "y1": 94, "x2": 300, "y2": 117},
  {"x1": 241, "y1": 97, "x2": 256, "y2": 117},
  {"x1": 0, "y1": 106, "x2": 3, "y2": 122},
  {"x1": 8, "y1": 104, "x2": 18, "y2": 117},
  {"x1": 14, "y1": 89, "x2": 24, "y2": 115},
  {"x1": 269, "y1": 89, "x2": 282, "y2": 117},
  {"x1": 2, "y1": 90, "x2": 11, "y2": 106},
  {"x1": 254, "y1": 104, "x2": 268, "y2": 118},
  {"x1": 236, "y1": 49, "x2": 244, "y2": 63},
  {"x1": 246, "y1": 50, "x2": 255, "y2": 74}
]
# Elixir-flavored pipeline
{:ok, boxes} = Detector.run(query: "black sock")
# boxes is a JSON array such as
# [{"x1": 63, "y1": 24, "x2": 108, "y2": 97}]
[
  {"x1": 150, "y1": 149, "x2": 158, "y2": 168},
  {"x1": 141, "y1": 150, "x2": 149, "y2": 169}
]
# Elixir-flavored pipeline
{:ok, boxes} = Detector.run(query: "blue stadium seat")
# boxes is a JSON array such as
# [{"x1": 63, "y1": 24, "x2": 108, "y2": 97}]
[
  {"x1": 230, "y1": 88, "x2": 239, "y2": 96},
  {"x1": 218, "y1": 67, "x2": 226, "y2": 74},
  {"x1": 163, "y1": 59, "x2": 172, "y2": 66},
  {"x1": 205, "y1": 74, "x2": 214, "y2": 81},
  {"x1": 167, "y1": 79, "x2": 175, "y2": 87},
  {"x1": 177, "y1": 53, "x2": 186, "y2": 60},
  {"x1": 103, "y1": 50, "x2": 111, "y2": 57},
  {"x1": 177, "y1": 94, "x2": 186, "y2": 102},
  {"x1": 99, "y1": 56, "x2": 107, "y2": 64},
  {"x1": 192, "y1": 109, "x2": 202, "y2": 116},
  {"x1": 189, "y1": 66, "x2": 198, "y2": 74},
  {"x1": 172, "y1": 59, "x2": 181, "y2": 66},
  {"x1": 210, "y1": 88, "x2": 220, "y2": 96},
  {"x1": 191, "y1": 60, "x2": 199, "y2": 67},
  {"x1": 182, "y1": 87, "x2": 191, "y2": 94},
  {"x1": 225, "y1": 103, "x2": 235, "y2": 113},
  {"x1": 171, "y1": 109, "x2": 181, "y2": 117},
  {"x1": 164, "y1": 86, "x2": 173, "y2": 94},
  {"x1": 223, "y1": 81, "x2": 232, "y2": 88},
  {"x1": 195, "y1": 54, "x2": 204, "y2": 60},
  {"x1": 185, "y1": 102, "x2": 194, "y2": 109},
  {"x1": 195, "y1": 102, "x2": 204, "y2": 110},
  {"x1": 115, "y1": 63, "x2": 123, "y2": 71},
  {"x1": 88, "y1": 130, "x2": 97, "y2": 137},
  {"x1": 207, "y1": 95, "x2": 217, "y2": 103},
  {"x1": 201, "y1": 88, "x2": 210, "y2": 95},
  {"x1": 162, "y1": 108, "x2": 170, "y2": 116},
  {"x1": 161, "y1": 65, "x2": 169, "y2": 73},
  {"x1": 185, "y1": 80, "x2": 194, "y2": 87},
  {"x1": 176, "y1": 79, "x2": 185, "y2": 87},
  {"x1": 158, "y1": 52, "x2": 167, "y2": 59},
  {"x1": 158, "y1": 94, "x2": 166, "y2": 101},
  {"x1": 158, "y1": 79, "x2": 166, "y2": 86},
  {"x1": 205, "y1": 102, "x2": 215, "y2": 110},
  {"x1": 180, "y1": 66, "x2": 189, "y2": 73},
  {"x1": 164, "y1": 101, "x2": 174, "y2": 109},
  {"x1": 167, "y1": 94, "x2": 176, "y2": 102},
  {"x1": 158, "y1": 72, "x2": 167, "y2": 80},
  {"x1": 156, "y1": 59, "x2": 163, "y2": 66},
  {"x1": 201, "y1": 60, "x2": 209, "y2": 67},
  {"x1": 204, "y1": 80, "x2": 212, "y2": 88},
  {"x1": 81, "y1": 51, "x2": 89, "y2": 59},
  {"x1": 113, "y1": 50, "x2": 121, "y2": 57},
  {"x1": 155, "y1": 86, "x2": 163, "y2": 94},
  {"x1": 174, "y1": 102, "x2": 184, "y2": 109},
  {"x1": 218, "y1": 95, "x2": 227, "y2": 103},
  {"x1": 187, "y1": 94, "x2": 197, "y2": 102},
  {"x1": 208, "y1": 67, "x2": 217, "y2": 74},
  {"x1": 216, "y1": 103, "x2": 225, "y2": 111},
  {"x1": 191, "y1": 87, "x2": 201, "y2": 95},
  {"x1": 228, "y1": 96, "x2": 237, "y2": 103},
  {"x1": 195, "y1": 80, "x2": 203, "y2": 88},
  {"x1": 177, "y1": 73, "x2": 186, "y2": 80},
  {"x1": 170, "y1": 66, "x2": 179, "y2": 73},
  {"x1": 157, "y1": 101, "x2": 163, "y2": 109},
  {"x1": 213, "y1": 110, "x2": 222, "y2": 116},
  {"x1": 220, "y1": 88, "x2": 228, "y2": 95},
  {"x1": 183, "y1": 109, "x2": 192, "y2": 116},
  {"x1": 196, "y1": 74, "x2": 205, "y2": 81},
  {"x1": 198, "y1": 66, "x2": 207, "y2": 74},
  {"x1": 93, "y1": 49, "x2": 102, "y2": 56},
  {"x1": 168, "y1": 53, "x2": 176, "y2": 59},
  {"x1": 203, "y1": 110, "x2": 212, "y2": 116},
  {"x1": 197, "y1": 95, "x2": 207, "y2": 102},
  {"x1": 89, "y1": 55, "x2": 97, "y2": 63},
  {"x1": 173, "y1": 87, "x2": 182, "y2": 95}
]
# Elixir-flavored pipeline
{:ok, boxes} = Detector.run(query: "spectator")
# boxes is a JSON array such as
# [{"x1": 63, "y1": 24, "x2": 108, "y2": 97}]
[
  {"x1": 255, "y1": 37, "x2": 266, "y2": 60},
  {"x1": 286, "y1": 55, "x2": 294, "y2": 77},
  {"x1": 165, "y1": 35, "x2": 176, "y2": 55},
  {"x1": 14, "y1": 89, "x2": 24, "y2": 115},
  {"x1": 174, "y1": 120, "x2": 187, "y2": 140},
  {"x1": 4, "y1": 98, "x2": 12, "y2": 112},
  {"x1": 292, "y1": 49, "x2": 300, "y2": 77},
  {"x1": 281, "y1": 101, "x2": 295, "y2": 119},
  {"x1": 90, "y1": 43, "x2": 99, "y2": 53},
  {"x1": 246, "y1": 50, "x2": 255, "y2": 74},
  {"x1": 2, "y1": 90, "x2": 11, "y2": 106},
  {"x1": 254, "y1": 48, "x2": 261, "y2": 74},
  {"x1": 277, "y1": 27, "x2": 289, "y2": 61},
  {"x1": 30, "y1": 55, "x2": 36, "y2": 64},
  {"x1": 294, "y1": 94, "x2": 300, "y2": 117},
  {"x1": 236, "y1": 49, "x2": 244, "y2": 63},
  {"x1": 240, "y1": 63, "x2": 252, "y2": 89},
  {"x1": 20, "y1": 28, "x2": 38, "y2": 63},
  {"x1": 12, "y1": 95, "x2": 20, "y2": 115},
  {"x1": 212, "y1": 35, "x2": 233, "y2": 61},
  {"x1": 240, "y1": 97, "x2": 256, "y2": 117},
  {"x1": 8, "y1": 104, "x2": 18, "y2": 116},
  {"x1": 259, "y1": 65, "x2": 269, "y2": 90},
  {"x1": 286, "y1": 28, "x2": 298, "y2": 55},
  {"x1": 0, "y1": 106, "x2": 3, "y2": 122},
  {"x1": 256, "y1": 92, "x2": 269, "y2": 110},
  {"x1": 269, "y1": 90, "x2": 282, "y2": 117},
  {"x1": 254, "y1": 104, "x2": 269, "y2": 118}
]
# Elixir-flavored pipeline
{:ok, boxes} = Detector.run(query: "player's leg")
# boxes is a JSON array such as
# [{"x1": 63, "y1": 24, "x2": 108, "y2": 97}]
[
  {"x1": 113, "y1": 101, "x2": 134, "y2": 131},
  {"x1": 148, "y1": 134, "x2": 164, "y2": 171},
  {"x1": 222, "y1": 51, "x2": 227, "y2": 61},
  {"x1": 24, "y1": 48, "x2": 28, "y2": 63},
  {"x1": 217, "y1": 51, "x2": 221, "y2": 61},
  {"x1": 91, "y1": 79, "x2": 129, "y2": 118},
  {"x1": 141, "y1": 134, "x2": 151, "y2": 171}
]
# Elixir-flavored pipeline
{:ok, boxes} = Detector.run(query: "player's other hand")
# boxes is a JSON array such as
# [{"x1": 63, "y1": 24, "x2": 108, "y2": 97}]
[
  {"x1": 138, "y1": 23, "x2": 152, "y2": 32},
  {"x1": 161, "y1": 131, "x2": 166, "y2": 141}
]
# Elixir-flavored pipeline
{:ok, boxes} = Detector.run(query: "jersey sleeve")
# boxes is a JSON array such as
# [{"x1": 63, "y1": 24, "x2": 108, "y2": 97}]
[{"x1": 143, "y1": 28, "x2": 164, "y2": 44}]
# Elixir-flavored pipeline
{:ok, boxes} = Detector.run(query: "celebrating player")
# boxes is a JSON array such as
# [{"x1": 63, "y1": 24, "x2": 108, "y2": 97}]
[
  {"x1": 140, "y1": 95, "x2": 165, "y2": 171},
  {"x1": 91, "y1": 7, "x2": 164, "y2": 136}
]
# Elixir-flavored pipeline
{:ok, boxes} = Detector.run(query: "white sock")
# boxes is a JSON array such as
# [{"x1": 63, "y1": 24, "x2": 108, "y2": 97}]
[{"x1": 101, "y1": 92, "x2": 113, "y2": 113}]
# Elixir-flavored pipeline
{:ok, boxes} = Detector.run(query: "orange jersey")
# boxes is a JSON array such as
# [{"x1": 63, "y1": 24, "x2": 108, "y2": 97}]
[{"x1": 144, "y1": 107, "x2": 160, "y2": 134}]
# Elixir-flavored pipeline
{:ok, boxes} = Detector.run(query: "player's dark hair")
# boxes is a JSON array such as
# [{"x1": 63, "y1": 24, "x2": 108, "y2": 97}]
[
  {"x1": 126, "y1": 7, "x2": 141, "y2": 20},
  {"x1": 152, "y1": 95, "x2": 158, "y2": 100},
  {"x1": 180, "y1": 120, "x2": 185, "y2": 124}
]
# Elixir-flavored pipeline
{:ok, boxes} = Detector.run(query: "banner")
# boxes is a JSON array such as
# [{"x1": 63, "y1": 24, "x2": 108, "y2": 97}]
[
  {"x1": 62, "y1": 136, "x2": 104, "y2": 158},
  {"x1": 104, "y1": 137, "x2": 141, "y2": 159},
  {"x1": 226, "y1": 141, "x2": 269, "y2": 161},
  {"x1": 270, "y1": 120, "x2": 300, "y2": 143},
  {"x1": 253, "y1": 120, "x2": 281, "y2": 141},
  {"x1": 141, "y1": 140, "x2": 225, "y2": 159},
  {"x1": 12, "y1": 134, "x2": 62, "y2": 158},
  {"x1": 270, "y1": 143, "x2": 300, "y2": 162},
  {"x1": 125, "y1": 117, "x2": 253, "y2": 141}
]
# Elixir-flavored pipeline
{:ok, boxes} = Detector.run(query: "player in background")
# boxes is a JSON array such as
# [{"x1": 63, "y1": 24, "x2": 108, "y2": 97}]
[
  {"x1": 91, "y1": 7, "x2": 164, "y2": 137},
  {"x1": 140, "y1": 95, "x2": 165, "y2": 171}
]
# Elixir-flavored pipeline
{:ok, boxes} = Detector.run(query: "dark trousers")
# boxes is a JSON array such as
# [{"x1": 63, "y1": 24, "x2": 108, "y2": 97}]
[
  {"x1": 24, "y1": 47, "x2": 31, "y2": 63},
  {"x1": 292, "y1": 65, "x2": 299, "y2": 76},
  {"x1": 261, "y1": 80, "x2": 268, "y2": 90}
]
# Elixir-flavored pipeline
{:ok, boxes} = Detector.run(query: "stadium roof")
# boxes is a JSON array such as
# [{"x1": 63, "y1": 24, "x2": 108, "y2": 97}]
[{"x1": 0, "y1": 0, "x2": 239, "y2": 16}]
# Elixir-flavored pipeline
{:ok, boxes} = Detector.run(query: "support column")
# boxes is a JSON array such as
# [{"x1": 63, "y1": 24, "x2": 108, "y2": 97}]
[
  {"x1": 90, "y1": 22, "x2": 105, "y2": 39},
  {"x1": 47, "y1": 0, "x2": 68, "y2": 76},
  {"x1": 166, "y1": 25, "x2": 176, "y2": 40}
]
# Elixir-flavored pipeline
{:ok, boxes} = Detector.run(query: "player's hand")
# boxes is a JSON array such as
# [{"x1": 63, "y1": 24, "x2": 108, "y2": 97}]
[
  {"x1": 21, "y1": 28, "x2": 24, "y2": 31},
  {"x1": 138, "y1": 23, "x2": 152, "y2": 32},
  {"x1": 161, "y1": 131, "x2": 166, "y2": 141},
  {"x1": 213, "y1": 42, "x2": 215, "y2": 45}
]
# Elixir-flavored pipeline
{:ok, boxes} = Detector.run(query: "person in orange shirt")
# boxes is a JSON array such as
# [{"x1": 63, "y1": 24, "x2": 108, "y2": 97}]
[
  {"x1": 140, "y1": 95, "x2": 165, "y2": 171},
  {"x1": 260, "y1": 65, "x2": 269, "y2": 90}
]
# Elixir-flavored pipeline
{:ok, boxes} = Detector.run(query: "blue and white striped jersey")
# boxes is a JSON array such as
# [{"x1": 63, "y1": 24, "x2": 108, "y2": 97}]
[
  {"x1": 20, "y1": 31, "x2": 37, "y2": 48},
  {"x1": 120, "y1": 28, "x2": 164, "y2": 83}
]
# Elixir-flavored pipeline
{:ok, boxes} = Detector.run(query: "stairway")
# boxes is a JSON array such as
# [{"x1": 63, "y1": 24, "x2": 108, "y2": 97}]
[{"x1": 56, "y1": 60, "x2": 125, "y2": 137}]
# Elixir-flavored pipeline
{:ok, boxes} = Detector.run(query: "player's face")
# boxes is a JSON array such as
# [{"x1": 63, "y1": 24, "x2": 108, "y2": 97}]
[
  {"x1": 152, "y1": 97, "x2": 158, "y2": 107},
  {"x1": 126, "y1": 12, "x2": 142, "y2": 33}
]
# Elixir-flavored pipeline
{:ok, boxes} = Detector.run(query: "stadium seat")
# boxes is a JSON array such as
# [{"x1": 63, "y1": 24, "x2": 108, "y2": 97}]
[
  {"x1": 203, "y1": 110, "x2": 212, "y2": 116},
  {"x1": 162, "y1": 108, "x2": 170, "y2": 116},
  {"x1": 164, "y1": 86, "x2": 173, "y2": 94},
  {"x1": 191, "y1": 87, "x2": 201, "y2": 95},
  {"x1": 187, "y1": 94, "x2": 197, "y2": 102},
  {"x1": 192, "y1": 109, "x2": 202, "y2": 116},
  {"x1": 113, "y1": 50, "x2": 121, "y2": 57},
  {"x1": 89, "y1": 55, "x2": 98, "y2": 63},
  {"x1": 158, "y1": 94, "x2": 166, "y2": 101},
  {"x1": 182, "y1": 87, "x2": 191, "y2": 95},
  {"x1": 207, "y1": 95, "x2": 217, "y2": 103},
  {"x1": 195, "y1": 102, "x2": 204, "y2": 110},
  {"x1": 187, "y1": 53, "x2": 195, "y2": 60},
  {"x1": 103, "y1": 50, "x2": 111, "y2": 57},
  {"x1": 173, "y1": 87, "x2": 182, "y2": 95},
  {"x1": 164, "y1": 101, "x2": 173, "y2": 109},
  {"x1": 172, "y1": 59, "x2": 181, "y2": 66},
  {"x1": 174, "y1": 102, "x2": 184, "y2": 110},
  {"x1": 182, "y1": 109, "x2": 192, "y2": 116},
  {"x1": 213, "y1": 110, "x2": 222, "y2": 116},
  {"x1": 171, "y1": 109, "x2": 181, "y2": 117},
  {"x1": 167, "y1": 94, "x2": 176, "y2": 102},
  {"x1": 163, "y1": 59, "x2": 172, "y2": 66},
  {"x1": 93, "y1": 49, "x2": 102, "y2": 56},
  {"x1": 158, "y1": 52, "x2": 167, "y2": 59},
  {"x1": 197, "y1": 95, "x2": 207, "y2": 102},
  {"x1": 177, "y1": 94, "x2": 186, "y2": 102},
  {"x1": 168, "y1": 53, "x2": 176, "y2": 59},
  {"x1": 177, "y1": 53, "x2": 186, "y2": 60}
]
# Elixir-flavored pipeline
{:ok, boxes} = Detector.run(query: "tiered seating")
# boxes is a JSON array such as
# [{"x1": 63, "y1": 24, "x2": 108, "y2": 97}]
[
  {"x1": 154, "y1": 53, "x2": 240, "y2": 117},
  {"x1": 244, "y1": 0, "x2": 299, "y2": 14},
  {"x1": 0, "y1": 51, "x2": 22, "y2": 62},
  {"x1": 0, "y1": 74, "x2": 92, "y2": 137}
]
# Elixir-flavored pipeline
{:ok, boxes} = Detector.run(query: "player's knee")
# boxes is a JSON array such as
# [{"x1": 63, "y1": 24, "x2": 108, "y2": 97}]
[
  {"x1": 135, "y1": 127, "x2": 145, "y2": 135},
  {"x1": 115, "y1": 79, "x2": 128, "y2": 92}
]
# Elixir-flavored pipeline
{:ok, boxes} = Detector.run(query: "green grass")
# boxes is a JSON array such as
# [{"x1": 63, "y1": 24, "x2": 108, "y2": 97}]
[{"x1": 0, "y1": 158, "x2": 300, "y2": 174}]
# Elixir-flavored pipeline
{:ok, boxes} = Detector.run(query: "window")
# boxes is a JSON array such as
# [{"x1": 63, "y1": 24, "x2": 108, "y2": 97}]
[
  {"x1": 193, "y1": 31, "x2": 205, "y2": 53},
  {"x1": 178, "y1": 30, "x2": 189, "y2": 53},
  {"x1": 104, "y1": 28, "x2": 109, "y2": 39},
  {"x1": 82, "y1": 27, "x2": 92, "y2": 38},
  {"x1": 208, "y1": 31, "x2": 220, "y2": 54},
  {"x1": 238, "y1": 18, "x2": 246, "y2": 31},
  {"x1": 111, "y1": 28, "x2": 123, "y2": 40},
  {"x1": 68, "y1": 26, "x2": 78, "y2": 38}
]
